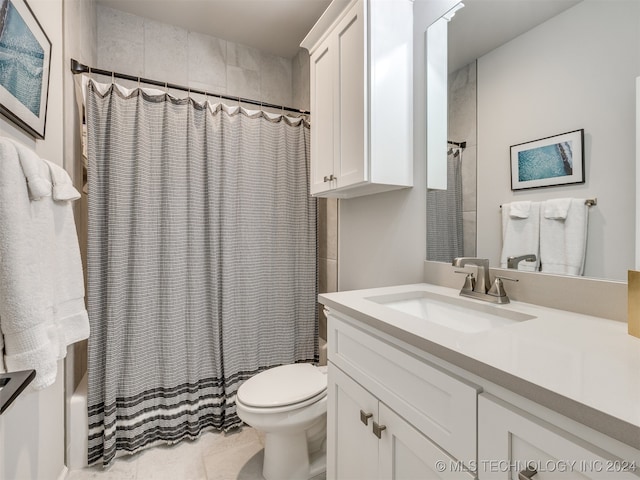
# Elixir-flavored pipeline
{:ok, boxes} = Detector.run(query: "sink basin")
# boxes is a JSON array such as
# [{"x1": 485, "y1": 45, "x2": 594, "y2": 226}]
[{"x1": 367, "y1": 291, "x2": 536, "y2": 333}]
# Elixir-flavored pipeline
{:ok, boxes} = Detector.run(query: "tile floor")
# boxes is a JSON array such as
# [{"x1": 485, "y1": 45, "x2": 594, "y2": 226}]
[{"x1": 65, "y1": 426, "x2": 325, "y2": 480}]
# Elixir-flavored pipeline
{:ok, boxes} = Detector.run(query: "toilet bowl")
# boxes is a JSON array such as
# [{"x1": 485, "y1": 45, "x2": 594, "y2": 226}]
[{"x1": 235, "y1": 363, "x2": 327, "y2": 480}]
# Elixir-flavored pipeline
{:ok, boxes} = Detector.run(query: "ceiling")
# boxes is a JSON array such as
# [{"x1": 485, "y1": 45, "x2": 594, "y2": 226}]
[
  {"x1": 96, "y1": 0, "x2": 333, "y2": 59},
  {"x1": 96, "y1": 0, "x2": 583, "y2": 63},
  {"x1": 448, "y1": 0, "x2": 582, "y2": 72}
]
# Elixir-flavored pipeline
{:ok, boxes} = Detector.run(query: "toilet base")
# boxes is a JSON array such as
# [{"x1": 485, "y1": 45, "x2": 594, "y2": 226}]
[{"x1": 262, "y1": 430, "x2": 326, "y2": 480}]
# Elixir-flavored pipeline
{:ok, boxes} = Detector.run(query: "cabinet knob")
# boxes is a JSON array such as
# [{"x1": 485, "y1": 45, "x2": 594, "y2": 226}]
[
  {"x1": 518, "y1": 464, "x2": 538, "y2": 480},
  {"x1": 372, "y1": 421, "x2": 386, "y2": 439},
  {"x1": 323, "y1": 174, "x2": 336, "y2": 182},
  {"x1": 360, "y1": 410, "x2": 373, "y2": 426}
]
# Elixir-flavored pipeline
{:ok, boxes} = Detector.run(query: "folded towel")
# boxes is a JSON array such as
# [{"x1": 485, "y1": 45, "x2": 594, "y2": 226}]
[
  {"x1": 44, "y1": 160, "x2": 81, "y2": 201},
  {"x1": 500, "y1": 201, "x2": 541, "y2": 271},
  {"x1": 9, "y1": 138, "x2": 52, "y2": 200},
  {"x1": 540, "y1": 199, "x2": 589, "y2": 276},
  {"x1": 509, "y1": 201, "x2": 531, "y2": 218},
  {"x1": 543, "y1": 198, "x2": 572, "y2": 220},
  {"x1": 0, "y1": 138, "x2": 89, "y2": 389}
]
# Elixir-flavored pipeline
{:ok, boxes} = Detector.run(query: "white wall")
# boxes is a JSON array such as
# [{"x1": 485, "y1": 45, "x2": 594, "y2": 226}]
[
  {"x1": 476, "y1": 1, "x2": 640, "y2": 281},
  {"x1": 0, "y1": 0, "x2": 67, "y2": 477},
  {"x1": 337, "y1": 0, "x2": 459, "y2": 291},
  {"x1": 63, "y1": 0, "x2": 97, "y2": 471}
]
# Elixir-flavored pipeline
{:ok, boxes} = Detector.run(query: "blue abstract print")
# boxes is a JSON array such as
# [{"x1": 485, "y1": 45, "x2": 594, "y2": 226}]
[{"x1": 0, "y1": 0, "x2": 44, "y2": 116}]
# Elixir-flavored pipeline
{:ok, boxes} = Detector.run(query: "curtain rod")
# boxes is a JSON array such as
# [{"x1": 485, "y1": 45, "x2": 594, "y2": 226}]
[
  {"x1": 70, "y1": 59, "x2": 311, "y2": 115},
  {"x1": 447, "y1": 140, "x2": 466, "y2": 149}
]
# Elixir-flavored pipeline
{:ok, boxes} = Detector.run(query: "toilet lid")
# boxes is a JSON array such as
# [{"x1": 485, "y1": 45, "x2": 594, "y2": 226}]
[{"x1": 237, "y1": 363, "x2": 327, "y2": 408}]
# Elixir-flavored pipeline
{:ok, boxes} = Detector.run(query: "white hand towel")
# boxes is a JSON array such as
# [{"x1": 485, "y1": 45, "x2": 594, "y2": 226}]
[
  {"x1": 509, "y1": 201, "x2": 531, "y2": 218},
  {"x1": 500, "y1": 201, "x2": 541, "y2": 271},
  {"x1": 9, "y1": 139, "x2": 52, "y2": 200},
  {"x1": 44, "y1": 160, "x2": 81, "y2": 201},
  {"x1": 0, "y1": 139, "x2": 58, "y2": 388},
  {"x1": 0, "y1": 138, "x2": 89, "y2": 389},
  {"x1": 543, "y1": 198, "x2": 572, "y2": 220},
  {"x1": 540, "y1": 199, "x2": 589, "y2": 276}
]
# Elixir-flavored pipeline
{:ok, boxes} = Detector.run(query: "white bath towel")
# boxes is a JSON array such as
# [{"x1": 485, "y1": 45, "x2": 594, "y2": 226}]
[
  {"x1": 543, "y1": 198, "x2": 572, "y2": 220},
  {"x1": 0, "y1": 138, "x2": 89, "y2": 389},
  {"x1": 540, "y1": 199, "x2": 589, "y2": 276},
  {"x1": 45, "y1": 159, "x2": 81, "y2": 201},
  {"x1": 509, "y1": 201, "x2": 531, "y2": 218},
  {"x1": 9, "y1": 138, "x2": 52, "y2": 200},
  {"x1": 500, "y1": 201, "x2": 540, "y2": 271}
]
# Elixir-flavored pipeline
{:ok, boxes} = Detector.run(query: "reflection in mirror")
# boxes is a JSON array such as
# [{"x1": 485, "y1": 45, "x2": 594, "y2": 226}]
[
  {"x1": 426, "y1": 2, "x2": 464, "y2": 190},
  {"x1": 426, "y1": 0, "x2": 640, "y2": 281}
]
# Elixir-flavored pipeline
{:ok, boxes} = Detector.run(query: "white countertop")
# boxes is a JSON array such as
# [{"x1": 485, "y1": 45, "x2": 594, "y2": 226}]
[{"x1": 319, "y1": 283, "x2": 640, "y2": 449}]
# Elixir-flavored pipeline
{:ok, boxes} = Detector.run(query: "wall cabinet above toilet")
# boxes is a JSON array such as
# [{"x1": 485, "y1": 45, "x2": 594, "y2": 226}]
[{"x1": 301, "y1": 0, "x2": 414, "y2": 198}]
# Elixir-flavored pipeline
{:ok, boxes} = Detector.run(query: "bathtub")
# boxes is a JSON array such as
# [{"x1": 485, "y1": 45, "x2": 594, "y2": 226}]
[{"x1": 68, "y1": 372, "x2": 88, "y2": 470}]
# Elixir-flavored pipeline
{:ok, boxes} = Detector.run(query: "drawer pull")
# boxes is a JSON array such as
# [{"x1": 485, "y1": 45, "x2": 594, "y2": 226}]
[
  {"x1": 360, "y1": 410, "x2": 373, "y2": 426},
  {"x1": 518, "y1": 464, "x2": 537, "y2": 480},
  {"x1": 372, "y1": 421, "x2": 387, "y2": 439},
  {"x1": 323, "y1": 174, "x2": 336, "y2": 182}
]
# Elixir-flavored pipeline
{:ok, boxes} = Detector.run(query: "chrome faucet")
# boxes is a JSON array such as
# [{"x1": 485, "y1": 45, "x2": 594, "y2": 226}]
[
  {"x1": 507, "y1": 254, "x2": 537, "y2": 269},
  {"x1": 452, "y1": 257, "x2": 491, "y2": 294},
  {"x1": 452, "y1": 257, "x2": 517, "y2": 304}
]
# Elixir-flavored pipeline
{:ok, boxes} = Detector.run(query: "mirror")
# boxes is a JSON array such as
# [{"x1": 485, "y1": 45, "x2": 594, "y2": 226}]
[{"x1": 426, "y1": 0, "x2": 640, "y2": 281}]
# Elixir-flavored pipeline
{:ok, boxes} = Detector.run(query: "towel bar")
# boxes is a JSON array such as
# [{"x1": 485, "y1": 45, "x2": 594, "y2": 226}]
[{"x1": 500, "y1": 198, "x2": 597, "y2": 208}]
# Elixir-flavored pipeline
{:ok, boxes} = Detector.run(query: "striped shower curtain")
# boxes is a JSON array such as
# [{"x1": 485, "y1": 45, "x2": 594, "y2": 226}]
[
  {"x1": 85, "y1": 80, "x2": 317, "y2": 467},
  {"x1": 426, "y1": 151, "x2": 464, "y2": 262}
]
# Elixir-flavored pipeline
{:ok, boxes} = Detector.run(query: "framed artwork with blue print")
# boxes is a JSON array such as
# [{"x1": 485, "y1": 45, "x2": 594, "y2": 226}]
[
  {"x1": 510, "y1": 129, "x2": 585, "y2": 191},
  {"x1": 0, "y1": 0, "x2": 51, "y2": 139}
]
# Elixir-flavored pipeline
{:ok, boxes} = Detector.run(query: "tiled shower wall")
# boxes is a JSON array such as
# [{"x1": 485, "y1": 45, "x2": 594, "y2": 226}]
[
  {"x1": 317, "y1": 198, "x2": 338, "y2": 340},
  {"x1": 95, "y1": 6, "x2": 337, "y2": 340},
  {"x1": 97, "y1": 5, "x2": 294, "y2": 109}
]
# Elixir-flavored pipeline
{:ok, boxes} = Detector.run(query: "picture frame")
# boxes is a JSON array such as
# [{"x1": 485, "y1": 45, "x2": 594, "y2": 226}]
[
  {"x1": 510, "y1": 129, "x2": 585, "y2": 191},
  {"x1": 0, "y1": 0, "x2": 51, "y2": 139}
]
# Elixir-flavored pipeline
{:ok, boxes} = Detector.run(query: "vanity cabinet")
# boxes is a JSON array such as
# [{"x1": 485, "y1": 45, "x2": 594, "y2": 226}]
[
  {"x1": 327, "y1": 313, "x2": 479, "y2": 478},
  {"x1": 479, "y1": 394, "x2": 639, "y2": 480},
  {"x1": 301, "y1": 0, "x2": 413, "y2": 198},
  {"x1": 329, "y1": 365, "x2": 473, "y2": 479}
]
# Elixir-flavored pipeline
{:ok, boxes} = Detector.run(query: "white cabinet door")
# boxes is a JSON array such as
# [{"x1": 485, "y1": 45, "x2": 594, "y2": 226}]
[
  {"x1": 328, "y1": 363, "x2": 378, "y2": 480},
  {"x1": 378, "y1": 402, "x2": 475, "y2": 480},
  {"x1": 479, "y1": 394, "x2": 639, "y2": 480},
  {"x1": 309, "y1": 37, "x2": 335, "y2": 195},
  {"x1": 334, "y1": 0, "x2": 366, "y2": 190},
  {"x1": 329, "y1": 362, "x2": 475, "y2": 480},
  {"x1": 302, "y1": 0, "x2": 413, "y2": 198}
]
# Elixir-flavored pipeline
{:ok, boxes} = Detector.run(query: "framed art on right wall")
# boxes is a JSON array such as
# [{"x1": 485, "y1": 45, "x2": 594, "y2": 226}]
[{"x1": 510, "y1": 129, "x2": 585, "y2": 191}]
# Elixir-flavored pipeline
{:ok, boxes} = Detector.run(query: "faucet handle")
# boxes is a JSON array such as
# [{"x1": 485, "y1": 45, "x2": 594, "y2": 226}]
[
  {"x1": 488, "y1": 276, "x2": 518, "y2": 298},
  {"x1": 454, "y1": 270, "x2": 475, "y2": 291}
]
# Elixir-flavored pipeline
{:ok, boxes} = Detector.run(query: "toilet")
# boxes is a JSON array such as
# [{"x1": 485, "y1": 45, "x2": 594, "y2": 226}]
[{"x1": 235, "y1": 363, "x2": 328, "y2": 480}]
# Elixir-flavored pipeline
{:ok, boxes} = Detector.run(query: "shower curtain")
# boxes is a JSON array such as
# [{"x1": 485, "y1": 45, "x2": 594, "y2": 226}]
[
  {"x1": 426, "y1": 151, "x2": 464, "y2": 262},
  {"x1": 85, "y1": 80, "x2": 317, "y2": 467}
]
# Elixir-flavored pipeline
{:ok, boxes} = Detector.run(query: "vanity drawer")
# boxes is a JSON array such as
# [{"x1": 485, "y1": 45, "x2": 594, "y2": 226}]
[{"x1": 327, "y1": 313, "x2": 479, "y2": 465}]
